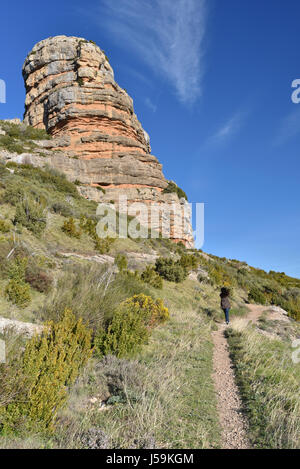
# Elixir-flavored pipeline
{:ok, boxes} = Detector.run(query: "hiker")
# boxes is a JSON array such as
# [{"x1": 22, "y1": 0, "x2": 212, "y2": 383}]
[{"x1": 220, "y1": 287, "x2": 231, "y2": 325}]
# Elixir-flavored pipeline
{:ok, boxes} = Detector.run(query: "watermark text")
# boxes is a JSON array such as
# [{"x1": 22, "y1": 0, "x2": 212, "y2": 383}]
[{"x1": 0, "y1": 79, "x2": 6, "y2": 103}]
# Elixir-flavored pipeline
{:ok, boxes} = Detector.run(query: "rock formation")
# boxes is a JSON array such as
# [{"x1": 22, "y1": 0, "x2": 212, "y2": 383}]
[{"x1": 22, "y1": 36, "x2": 194, "y2": 247}]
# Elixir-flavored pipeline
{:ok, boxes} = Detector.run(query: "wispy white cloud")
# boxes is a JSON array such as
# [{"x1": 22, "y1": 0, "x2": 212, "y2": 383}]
[
  {"x1": 96, "y1": 0, "x2": 207, "y2": 105},
  {"x1": 274, "y1": 108, "x2": 300, "y2": 145},
  {"x1": 206, "y1": 111, "x2": 245, "y2": 146},
  {"x1": 144, "y1": 97, "x2": 157, "y2": 113},
  {"x1": 120, "y1": 65, "x2": 154, "y2": 88}
]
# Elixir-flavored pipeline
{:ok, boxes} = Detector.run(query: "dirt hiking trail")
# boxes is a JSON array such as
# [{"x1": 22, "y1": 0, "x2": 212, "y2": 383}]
[{"x1": 212, "y1": 304, "x2": 266, "y2": 449}]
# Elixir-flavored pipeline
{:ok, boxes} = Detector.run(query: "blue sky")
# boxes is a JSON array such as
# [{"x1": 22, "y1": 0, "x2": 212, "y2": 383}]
[{"x1": 1, "y1": 0, "x2": 300, "y2": 277}]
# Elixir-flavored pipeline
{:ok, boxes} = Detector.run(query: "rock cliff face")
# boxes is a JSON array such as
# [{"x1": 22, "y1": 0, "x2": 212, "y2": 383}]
[{"x1": 22, "y1": 36, "x2": 194, "y2": 247}]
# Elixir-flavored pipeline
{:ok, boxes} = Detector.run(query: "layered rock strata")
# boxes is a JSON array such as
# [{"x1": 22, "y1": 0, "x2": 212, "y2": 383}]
[{"x1": 22, "y1": 36, "x2": 194, "y2": 247}]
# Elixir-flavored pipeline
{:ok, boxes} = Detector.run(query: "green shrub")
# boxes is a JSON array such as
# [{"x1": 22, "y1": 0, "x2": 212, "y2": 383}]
[
  {"x1": 208, "y1": 263, "x2": 233, "y2": 287},
  {"x1": 248, "y1": 286, "x2": 267, "y2": 305},
  {"x1": 2, "y1": 185, "x2": 25, "y2": 206},
  {"x1": 0, "y1": 249, "x2": 29, "y2": 281},
  {"x1": 155, "y1": 257, "x2": 187, "y2": 283},
  {"x1": 51, "y1": 201, "x2": 74, "y2": 218},
  {"x1": 0, "y1": 245, "x2": 10, "y2": 278},
  {"x1": 23, "y1": 309, "x2": 92, "y2": 428},
  {"x1": 0, "y1": 329, "x2": 27, "y2": 413},
  {"x1": 61, "y1": 218, "x2": 81, "y2": 238},
  {"x1": 0, "y1": 162, "x2": 7, "y2": 177},
  {"x1": 5, "y1": 279, "x2": 31, "y2": 307},
  {"x1": 94, "y1": 235, "x2": 114, "y2": 254},
  {"x1": 0, "y1": 309, "x2": 92, "y2": 432},
  {"x1": 14, "y1": 196, "x2": 47, "y2": 236},
  {"x1": 115, "y1": 254, "x2": 128, "y2": 272},
  {"x1": 7, "y1": 256, "x2": 27, "y2": 280},
  {"x1": 271, "y1": 295, "x2": 300, "y2": 321},
  {"x1": 286, "y1": 302, "x2": 300, "y2": 321},
  {"x1": 0, "y1": 135, "x2": 28, "y2": 154},
  {"x1": 79, "y1": 216, "x2": 97, "y2": 236},
  {"x1": 0, "y1": 121, "x2": 50, "y2": 155},
  {"x1": 141, "y1": 265, "x2": 163, "y2": 289},
  {"x1": 14, "y1": 165, "x2": 79, "y2": 199},
  {"x1": 0, "y1": 121, "x2": 50, "y2": 141},
  {"x1": 179, "y1": 253, "x2": 199, "y2": 271},
  {"x1": 21, "y1": 127, "x2": 49, "y2": 141},
  {"x1": 5, "y1": 161, "x2": 19, "y2": 168},
  {"x1": 79, "y1": 216, "x2": 114, "y2": 253},
  {"x1": 176, "y1": 241, "x2": 186, "y2": 251},
  {"x1": 95, "y1": 310, "x2": 149, "y2": 359},
  {"x1": 95, "y1": 294, "x2": 169, "y2": 358},
  {"x1": 0, "y1": 220, "x2": 10, "y2": 233},
  {"x1": 130, "y1": 294, "x2": 169, "y2": 327},
  {"x1": 162, "y1": 181, "x2": 188, "y2": 200}
]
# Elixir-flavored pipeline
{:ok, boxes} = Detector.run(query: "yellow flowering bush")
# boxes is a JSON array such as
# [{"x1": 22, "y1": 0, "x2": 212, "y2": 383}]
[{"x1": 95, "y1": 294, "x2": 169, "y2": 358}]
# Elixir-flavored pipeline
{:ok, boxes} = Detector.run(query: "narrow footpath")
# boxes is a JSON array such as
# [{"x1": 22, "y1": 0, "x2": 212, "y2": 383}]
[{"x1": 212, "y1": 304, "x2": 266, "y2": 449}]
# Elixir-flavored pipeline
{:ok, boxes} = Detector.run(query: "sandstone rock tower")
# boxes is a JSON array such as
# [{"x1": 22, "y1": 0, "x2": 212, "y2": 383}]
[{"x1": 23, "y1": 36, "x2": 194, "y2": 247}]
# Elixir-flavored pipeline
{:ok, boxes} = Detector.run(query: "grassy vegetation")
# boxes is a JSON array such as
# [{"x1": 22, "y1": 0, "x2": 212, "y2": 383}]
[
  {"x1": 0, "y1": 121, "x2": 50, "y2": 154},
  {"x1": 67, "y1": 310, "x2": 219, "y2": 449},
  {"x1": 40, "y1": 264, "x2": 152, "y2": 327},
  {"x1": 141, "y1": 265, "x2": 163, "y2": 289},
  {"x1": 94, "y1": 294, "x2": 169, "y2": 359},
  {"x1": 226, "y1": 319, "x2": 300, "y2": 448},
  {"x1": 29, "y1": 283, "x2": 220, "y2": 449},
  {"x1": 155, "y1": 256, "x2": 187, "y2": 283},
  {"x1": 138, "y1": 307, "x2": 220, "y2": 448},
  {"x1": 0, "y1": 156, "x2": 299, "y2": 449},
  {"x1": 162, "y1": 181, "x2": 188, "y2": 201},
  {"x1": 0, "y1": 196, "x2": 223, "y2": 449},
  {"x1": 0, "y1": 266, "x2": 221, "y2": 448}
]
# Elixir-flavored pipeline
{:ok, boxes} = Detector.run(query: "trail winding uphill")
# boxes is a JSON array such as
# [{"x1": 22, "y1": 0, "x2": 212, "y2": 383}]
[{"x1": 211, "y1": 304, "x2": 267, "y2": 449}]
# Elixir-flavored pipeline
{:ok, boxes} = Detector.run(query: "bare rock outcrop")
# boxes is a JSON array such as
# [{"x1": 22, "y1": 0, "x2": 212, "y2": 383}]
[
  {"x1": 0, "y1": 317, "x2": 43, "y2": 337},
  {"x1": 22, "y1": 36, "x2": 194, "y2": 247}
]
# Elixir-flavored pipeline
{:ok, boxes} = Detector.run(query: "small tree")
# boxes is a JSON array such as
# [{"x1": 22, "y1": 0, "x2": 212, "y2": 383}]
[
  {"x1": 155, "y1": 257, "x2": 187, "y2": 283},
  {"x1": 14, "y1": 196, "x2": 47, "y2": 236},
  {"x1": 141, "y1": 265, "x2": 163, "y2": 289},
  {"x1": 115, "y1": 254, "x2": 128, "y2": 272},
  {"x1": 61, "y1": 217, "x2": 81, "y2": 238},
  {"x1": 95, "y1": 294, "x2": 169, "y2": 358},
  {"x1": 21, "y1": 309, "x2": 92, "y2": 429}
]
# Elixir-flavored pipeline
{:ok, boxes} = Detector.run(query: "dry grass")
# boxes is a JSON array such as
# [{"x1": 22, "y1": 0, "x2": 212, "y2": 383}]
[
  {"x1": 0, "y1": 435, "x2": 47, "y2": 449},
  {"x1": 227, "y1": 319, "x2": 300, "y2": 448},
  {"x1": 52, "y1": 304, "x2": 220, "y2": 449}
]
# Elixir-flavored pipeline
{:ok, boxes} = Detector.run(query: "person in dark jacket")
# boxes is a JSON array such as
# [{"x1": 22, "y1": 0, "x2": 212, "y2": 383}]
[{"x1": 220, "y1": 287, "x2": 231, "y2": 325}]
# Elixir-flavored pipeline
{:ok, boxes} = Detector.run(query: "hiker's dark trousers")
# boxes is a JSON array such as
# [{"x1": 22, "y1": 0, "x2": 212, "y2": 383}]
[{"x1": 223, "y1": 308, "x2": 230, "y2": 324}]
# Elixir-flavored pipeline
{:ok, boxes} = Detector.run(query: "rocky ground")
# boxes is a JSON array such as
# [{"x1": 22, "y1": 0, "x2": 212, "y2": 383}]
[{"x1": 0, "y1": 317, "x2": 42, "y2": 336}]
